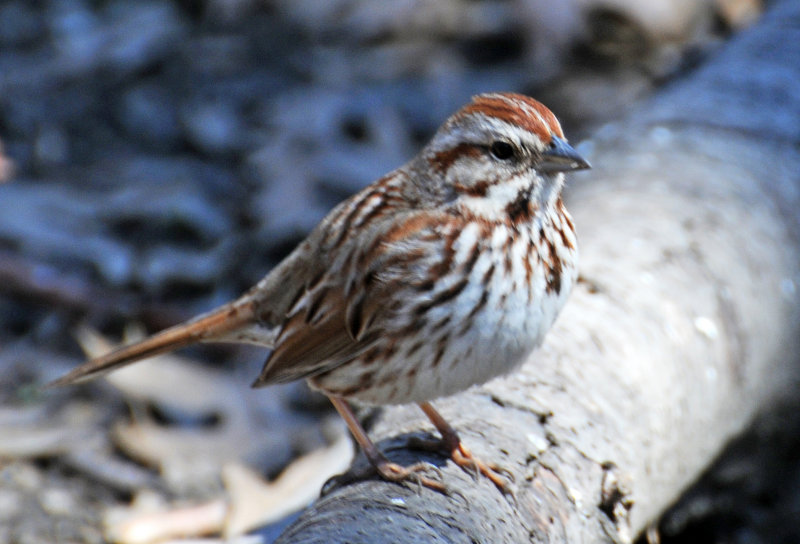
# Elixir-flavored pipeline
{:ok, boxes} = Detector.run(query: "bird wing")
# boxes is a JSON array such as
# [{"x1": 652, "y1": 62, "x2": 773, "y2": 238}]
[
  {"x1": 251, "y1": 284, "x2": 378, "y2": 385},
  {"x1": 252, "y1": 210, "x2": 451, "y2": 387}
]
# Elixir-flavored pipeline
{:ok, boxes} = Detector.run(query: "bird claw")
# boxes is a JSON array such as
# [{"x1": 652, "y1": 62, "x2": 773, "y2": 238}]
[
  {"x1": 375, "y1": 459, "x2": 447, "y2": 493},
  {"x1": 405, "y1": 434, "x2": 514, "y2": 494},
  {"x1": 321, "y1": 458, "x2": 446, "y2": 495},
  {"x1": 451, "y1": 444, "x2": 514, "y2": 494}
]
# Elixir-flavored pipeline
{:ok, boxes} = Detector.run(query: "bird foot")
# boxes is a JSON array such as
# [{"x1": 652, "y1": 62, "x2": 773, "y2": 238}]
[
  {"x1": 374, "y1": 458, "x2": 447, "y2": 493},
  {"x1": 406, "y1": 435, "x2": 513, "y2": 494},
  {"x1": 451, "y1": 443, "x2": 514, "y2": 494},
  {"x1": 321, "y1": 456, "x2": 445, "y2": 495}
]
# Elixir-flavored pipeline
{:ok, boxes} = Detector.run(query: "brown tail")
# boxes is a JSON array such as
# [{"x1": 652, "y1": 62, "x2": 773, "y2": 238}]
[{"x1": 48, "y1": 301, "x2": 256, "y2": 387}]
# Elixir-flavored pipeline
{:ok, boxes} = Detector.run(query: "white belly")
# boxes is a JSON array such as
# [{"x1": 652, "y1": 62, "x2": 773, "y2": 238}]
[{"x1": 313, "y1": 220, "x2": 577, "y2": 405}]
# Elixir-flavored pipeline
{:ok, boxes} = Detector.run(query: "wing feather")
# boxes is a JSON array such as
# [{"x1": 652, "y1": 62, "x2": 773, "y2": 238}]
[
  {"x1": 253, "y1": 286, "x2": 377, "y2": 385},
  {"x1": 252, "y1": 207, "x2": 459, "y2": 388}
]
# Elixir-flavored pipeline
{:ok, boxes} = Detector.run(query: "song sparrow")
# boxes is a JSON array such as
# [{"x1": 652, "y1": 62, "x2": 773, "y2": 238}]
[{"x1": 51, "y1": 92, "x2": 589, "y2": 492}]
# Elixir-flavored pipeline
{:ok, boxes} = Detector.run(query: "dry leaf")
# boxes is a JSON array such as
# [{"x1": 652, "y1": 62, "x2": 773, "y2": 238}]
[
  {"x1": 224, "y1": 431, "x2": 353, "y2": 537},
  {"x1": 105, "y1": 496, "x2": 226, "y2": 544}
]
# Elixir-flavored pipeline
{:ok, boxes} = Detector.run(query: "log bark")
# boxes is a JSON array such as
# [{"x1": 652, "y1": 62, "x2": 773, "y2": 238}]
[{"x1": 275, "y1": 2, "x2": 800, "y2": 542}]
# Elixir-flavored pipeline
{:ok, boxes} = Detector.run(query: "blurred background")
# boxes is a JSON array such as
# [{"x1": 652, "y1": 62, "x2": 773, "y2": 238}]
[{"x1": 0, "y1": 1, "x2": 779, "y2": 543}]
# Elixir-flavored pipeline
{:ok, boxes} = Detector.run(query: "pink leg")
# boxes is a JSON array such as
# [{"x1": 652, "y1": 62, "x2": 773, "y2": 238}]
[
  {"x1": 418, "y1": 401, "x2": 511, "y2": 493},
  {"x1": 328, "y1": 395, "x2": 445, "y2": 491}
]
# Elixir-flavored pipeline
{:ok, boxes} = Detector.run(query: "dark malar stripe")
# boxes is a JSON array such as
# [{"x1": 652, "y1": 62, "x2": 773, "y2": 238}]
[{"x1": 506, "y1": 188, "x2": 533, "y2": 225}]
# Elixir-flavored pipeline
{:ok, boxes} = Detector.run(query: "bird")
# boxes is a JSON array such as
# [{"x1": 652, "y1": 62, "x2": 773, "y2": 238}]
[{"x1": 50, "y1": 92, "x2": 590, "y2": 492}]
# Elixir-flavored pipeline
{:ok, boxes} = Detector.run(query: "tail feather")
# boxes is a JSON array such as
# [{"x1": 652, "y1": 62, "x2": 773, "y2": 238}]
[{"x1": 48, "y1": 301, "x2": 256, "y2": 387}]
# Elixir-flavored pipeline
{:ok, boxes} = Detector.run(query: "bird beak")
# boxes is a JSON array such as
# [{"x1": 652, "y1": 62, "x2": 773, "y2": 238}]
[{"x1": 540, "y1": 135, "x2": 591, "y2": 173}]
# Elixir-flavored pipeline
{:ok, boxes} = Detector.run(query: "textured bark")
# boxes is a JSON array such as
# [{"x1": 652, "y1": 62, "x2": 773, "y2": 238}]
[{"x1": 276, "y1": 2, "x2": 800, "y2": 542}]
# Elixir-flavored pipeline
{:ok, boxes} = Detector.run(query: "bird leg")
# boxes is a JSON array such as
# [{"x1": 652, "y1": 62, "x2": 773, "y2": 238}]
[
  {"x1": 327, "y1": 395, "x2": 445, "y2": 492},
  {"x1": 417, "y1": 401, "x2": 512, "y2": 493}
]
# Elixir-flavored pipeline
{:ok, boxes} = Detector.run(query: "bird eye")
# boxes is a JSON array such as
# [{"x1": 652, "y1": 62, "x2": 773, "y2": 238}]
[{"x1": 489, "y1": 141, "x2": 516, "y2": 161}]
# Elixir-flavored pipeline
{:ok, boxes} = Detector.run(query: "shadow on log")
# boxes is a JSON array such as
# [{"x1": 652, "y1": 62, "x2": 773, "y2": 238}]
[{"x1": 276, "y1": 1, "x2": 800, "y2": 542}]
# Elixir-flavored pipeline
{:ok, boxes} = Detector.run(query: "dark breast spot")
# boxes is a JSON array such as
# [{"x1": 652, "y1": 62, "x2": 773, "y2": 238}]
[{"x1": 543, "y1": 236, "x2": 563, "y2": 295}]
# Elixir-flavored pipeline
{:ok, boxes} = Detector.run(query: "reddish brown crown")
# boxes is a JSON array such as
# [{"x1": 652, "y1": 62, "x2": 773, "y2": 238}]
[{"x1": 458, "y1": 93, "x2": 564, "y2": 143}]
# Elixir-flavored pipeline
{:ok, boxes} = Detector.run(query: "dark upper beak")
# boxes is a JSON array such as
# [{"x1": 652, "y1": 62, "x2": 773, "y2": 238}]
[{"x1": 540, "y1": 135, "x2": 591, "y2": 173}]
